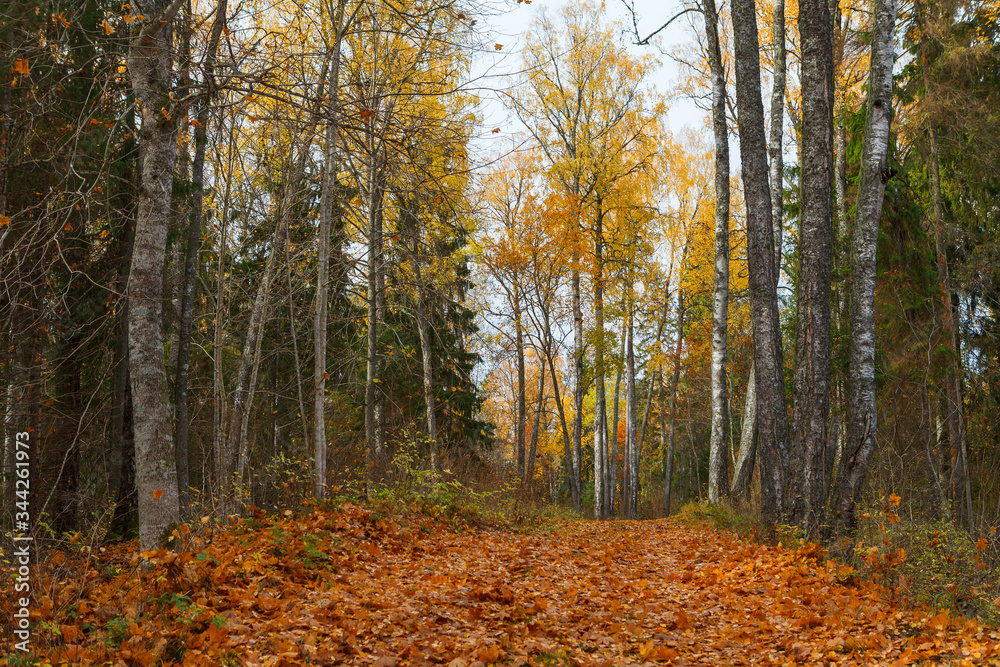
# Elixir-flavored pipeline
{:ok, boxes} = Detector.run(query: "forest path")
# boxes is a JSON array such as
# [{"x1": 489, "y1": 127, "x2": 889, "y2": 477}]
[{"x1": 17, "y1": 502, "x2": 1000, "y2": 666}]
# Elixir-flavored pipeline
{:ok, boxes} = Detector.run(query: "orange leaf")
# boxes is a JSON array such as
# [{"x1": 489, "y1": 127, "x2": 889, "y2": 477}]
[
  {"x1": 153, "y1": 489, "x2": 164, "y2": 499},
  {"x1": 977, "y1": 538, "x2": 988, "y2": 550},
  {"x1": 12, "y1": 59, "x2": 29, "y2": 76},
  {"x1": 889, "y1": 493, "x2": 901, "y2": 506},
  {"x1": 100, "y1": 19, "x2": 115, "y2": 35},
  {"x1": 0, "y1": 215, "x2": 10, "y2": 227},
  {"x1": 657, "y1": 647, "x2": 679, "y2": 661},
  {"x1": 494, "y1": 43, "x2": 503, "y2": 50},
  {"x1": 61, "y1": 624, "x2": 79, "y2": 643}
]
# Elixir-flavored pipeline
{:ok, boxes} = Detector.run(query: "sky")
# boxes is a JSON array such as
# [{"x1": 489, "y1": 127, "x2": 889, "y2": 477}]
[{"x1": 467, "y1": 0, "x2": 710, "y2": 161}]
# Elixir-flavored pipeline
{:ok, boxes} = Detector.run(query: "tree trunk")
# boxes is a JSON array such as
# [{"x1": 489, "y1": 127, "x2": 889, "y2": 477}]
[
  {"x1": 313, "y1": 0, "x2": 347, "y2": 499},
  {"x1": 224, "y1": 158, "x2": 299, "y2": 513},
  {"x1": 626, "y1": 303, "x2": 638, "y2": 518},
  {"x1": 571, "y1": 263, "x2": 583, "y2": 513},
  {"x1": 704, "y1": 0, "x2": 731, "y2": 504},
  {"x1": 732, "y1": 0, "x2": 790, "y2": 525},
  {"x1": 732, "y1": 363, "x2": 757, "y2": 499},
  {"x1": 769, "y1": 0, "x2": 787, "y2": 271},
  {"x1": 665, "y1": 294, "x2": 685, "y2": 517},
  {"x1": 365, "y1": 153, "x2": 387, "y2": 489},
  {"x1": 409, "y1": 219, "x2": 438, "y2": 469},
  {"x1": 173, "y1": 0, "x2": 226, "y2": 512},
  {"x1": 526, "y1": 359, "x2": 545, "y2": 487},
  {"x1": 515, "y1": 303, "x2": 526, "y2": 479},
  {"x1": 609, "y1": 329, "x2": 625, "y2": 517},
  {"x1": 541, "y1": 311, "x2": 573, "y2": 503},
  {"x1": 127, "y1": 0, "x2": 187, "y2": 550},
  {"x1": 593, "y1": 205, "x2": 607, "y2": 517},
  {"x1": 832, "y1": 0, "x2": 896, "y2": 534},
  {"x1": 789, "y1": 0, "x2": 835, "y2": 537}
]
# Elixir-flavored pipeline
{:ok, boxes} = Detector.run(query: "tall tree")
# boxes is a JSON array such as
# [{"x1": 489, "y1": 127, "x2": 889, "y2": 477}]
[
  {"x1": 832, "y1": 0, "x2": 897, "y2": 534},
  {"x1": 703, "y1": 0, "x2": 731, "y2": 504},
  {"x1": 730, "y1": 0, "x2": 790, "y2": 524},
  {"x1": 313, "y1": 0, "x2": 348, "y2": 498},
  {"x1": 789, "y1": 0, "x2": 835, "y2": 536},
  {"x1": 126, "y1": 0, "x2": 189, "y2": 549}
]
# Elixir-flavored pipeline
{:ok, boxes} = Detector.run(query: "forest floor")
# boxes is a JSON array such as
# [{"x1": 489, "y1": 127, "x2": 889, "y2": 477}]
[{"x1": 4, "y1": 500, "x2": 1000, "y2": 666}]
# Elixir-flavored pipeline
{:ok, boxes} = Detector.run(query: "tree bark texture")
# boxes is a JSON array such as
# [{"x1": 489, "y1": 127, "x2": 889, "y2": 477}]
[
  {"x1": 313, "y1": 0, "x2": 348, "y2": 499},
  {"x1": 833, "y1": 0, "x2": 896, "y2": 534},
  {"x1": 626, "y1": 305, "x2": 638, "y2": 518},
  {"x1": 571, "y1": 264, "x2": 583, "y2": 513},
  {"x1": 593, "y1": 206, "x2": 607, "y2": 517},
  {"x1": 704, "y1": 0, "x2": 731, "y2": 504},
  {"x1": 731, "y1": 0, "x2": 790, "y2": 524},
  {"x1": 790, "y1": 0, "x2": 835, "y2": 536},
  {"x1": 527, "y1": 360, "x2": 545, "y2": 487},
  {"x1": 664, "y1": 294, "x2": 685, "y2": 517},
  {"x1": 127, "y1": 0, "x2": 186, "y2": 550},
  {"x1": 769, "y1": 0, "x2": 787, "y2": 272},
  {"x1": 732, "y1": 363, "x2": 757, "y2": 499},
  {"x1": 516, "y1": 304, "x2": 526, "y2": 479}
]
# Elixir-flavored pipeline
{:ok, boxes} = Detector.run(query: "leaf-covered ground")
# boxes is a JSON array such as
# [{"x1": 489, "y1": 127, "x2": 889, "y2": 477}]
[{"x1": 4, "y1": 502, "x2": 1000, "y2": 666}]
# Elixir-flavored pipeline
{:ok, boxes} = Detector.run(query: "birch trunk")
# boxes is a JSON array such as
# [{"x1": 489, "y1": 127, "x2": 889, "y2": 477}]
[
  {"x1": 704, "y1": 0, "x2": 731, "y2": 504},
  {"x1": 516, "y1": 303, "x2": 526, "y2": 478},
  {"x1": 732, "y1": 0, "x2": 790, "y2": 523},
  {"x1": 127, "y1": 0, "x2": 187, "y2": 549},
  {"x1": 313, "y1": 0, "x2": 348, "y2": 498},
  {"x1": 593, "y1": 206, "x2": 607, "y2": 517},
  {"x1": 626, "y1": 305, "x2": 638, "y2": 518},
  {"x1": 526, "y1": 360, "x2": 545, "y2": 487},
  {"x1": 833, "y1": 0, "x2": 896, "y2": 534},
  {"x1": 571, "y1": 263, "x2": 583, "y2": 513},
  {"x1": 608, "y1": 331, "x2": 625, "y2": 517},
  {"x1": 790, "y1": 0, "x2": 835, "y2": 536},
  {"x1": 223, "y1": 157, "x2": 300, "y2": 512},
  {"x1": 664, "y1": 294, "x2": 685, "y2": 517},
  {"x1": 409, "y1": 219, "x2": 438, "y2": 469},
  {"x1": 731, "y1": 364, "x2": 757, "y2": 499},
  {"x1": 365, "y1": 153, "x2": 386, "y2": 487}
]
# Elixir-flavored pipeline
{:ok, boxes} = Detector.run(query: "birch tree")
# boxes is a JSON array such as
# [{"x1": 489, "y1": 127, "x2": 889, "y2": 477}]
[{"x1": 833, "y1": 0, "x2": 897, "y2": 534}]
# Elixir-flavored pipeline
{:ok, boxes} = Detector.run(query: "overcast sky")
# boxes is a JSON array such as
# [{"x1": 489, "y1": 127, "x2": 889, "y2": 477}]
[{"x1": 467, "y1": 0, "x2": 709, "y2": 162}]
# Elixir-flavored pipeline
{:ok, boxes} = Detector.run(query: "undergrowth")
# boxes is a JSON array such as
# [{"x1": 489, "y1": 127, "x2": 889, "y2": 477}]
[{"x1": 674, "y1": 497, "x2": 1000, "y2": 626}]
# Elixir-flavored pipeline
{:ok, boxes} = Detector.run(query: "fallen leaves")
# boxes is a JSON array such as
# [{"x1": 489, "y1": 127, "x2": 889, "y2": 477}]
[{"x1": 4, "y1": 503, "x2": 1000, "y2": 666}]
